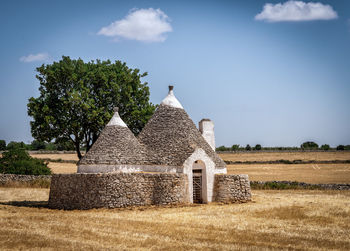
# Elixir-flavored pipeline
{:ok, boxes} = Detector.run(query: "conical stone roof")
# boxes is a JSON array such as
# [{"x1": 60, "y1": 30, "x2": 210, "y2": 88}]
[
  {"x1": 79, "y1": 108, "x2": 146, "y2": 165},
  {"x1": 137, "y1": 87, "x2": 226, "y2": 169}
]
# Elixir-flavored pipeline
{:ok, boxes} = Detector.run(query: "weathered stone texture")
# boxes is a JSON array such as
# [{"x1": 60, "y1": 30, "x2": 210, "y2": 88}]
[
  {"x1": 137, "y1": 104, "x2": 226, "y2": 169},
  {"x1": 48, "y1": 173, "x2": 189, "y2": 209},
  {"x1": 213, "y1": 174, "x2": 251, "y2": 203},
  {"x1": 0, "y1": 174, "x2": 51, "y2": 185},
  {"x1": 79, "y1": 126, "x2": 147, "y2": 166}
]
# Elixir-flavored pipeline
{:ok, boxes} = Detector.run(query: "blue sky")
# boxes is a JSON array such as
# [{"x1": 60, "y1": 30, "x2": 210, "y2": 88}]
[{"x1": 0, "y1": 0, "x2": 349, "y2": 147}]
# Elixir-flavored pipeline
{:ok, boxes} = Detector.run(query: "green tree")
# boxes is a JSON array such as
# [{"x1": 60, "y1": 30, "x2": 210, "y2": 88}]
[
  {"x1": 27, "y1": 56, "x2": 156, "y2": 159},
  {"x1": 231, "y1": 144, "x2": 240, "y2": 151},
  {"x1": 320, "y1": 144, "x2": 330, "y2": 151},
  {"x1": 6, "y1": 141, "x2": 27, "y2": 150},
  {"x1": 254, "y1": 144, "x2": 262, "y2": 151},
  {"x1": 245, "y1": 144, "x2": 251, "y2": 151},
  {"x1": 216, "y1": 146, "x2": 229, "y2": 151},
  {"x1": 301, "y1": 141, "x2": 319, "y2": 150},
  {"x1": 0, "y1": 140, "x2": 6, "y2": 151},
  {"x1": 336, "y1": 145, "x2": 345, "y2": 151},
  {"x1": 30, "y1": 140, "x2": 46, "y2": 150}
]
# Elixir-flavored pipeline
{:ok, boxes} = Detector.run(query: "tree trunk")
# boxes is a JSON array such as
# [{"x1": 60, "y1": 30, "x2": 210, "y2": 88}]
[{"x1": 75, "y1": 141, "x2": 82, "y2": 160}]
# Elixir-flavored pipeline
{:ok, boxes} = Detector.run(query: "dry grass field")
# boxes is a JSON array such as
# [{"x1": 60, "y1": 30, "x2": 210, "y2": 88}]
[
  {"x1": 227, "y1": 163, "x2": 350, "y2": 184},
  {"x1": 0, "y1": 188, "x2": 349, "y2": 250},
  {"x1": 47, "y1": 162, "x2": 77, "y2": 174},
  {"x1": 30, "y1": 153, "x2": 79, "y2": 161},
  {"x1": 38, "y1": 152, "x2": 350, "y2": 184},
  {"x1": 219, "y1": 151, "x2": 350, "y2": 162}
]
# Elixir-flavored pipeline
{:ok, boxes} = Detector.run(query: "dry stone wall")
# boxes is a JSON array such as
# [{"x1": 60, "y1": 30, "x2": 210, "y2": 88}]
[
  {"x1": 0, "y1": 174, "x2": 51, "y2": 185},
  {"x1": 48, "y1": 173, "x2": 189, "y2": 209},
  {"x1": 214, "y1": 174, "x2": 251, "y2": 203}
]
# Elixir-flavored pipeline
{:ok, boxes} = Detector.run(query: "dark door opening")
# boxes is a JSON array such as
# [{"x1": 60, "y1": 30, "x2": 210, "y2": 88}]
[{"x1": 193, "y1": 169, "x2": 202, "y2": 203}]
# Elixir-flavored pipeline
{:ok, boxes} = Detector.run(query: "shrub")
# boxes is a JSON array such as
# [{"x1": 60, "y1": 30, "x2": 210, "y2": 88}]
[
  {"x1": 231, "y1": 144, "x2": 240, "y2": 151},
  {"x1": 0, "y1": 148, "x2": 51, "y2": 175},
  {"x1": 345, "y1": 145, "x2": 350, "y2": 150},
  {"x1": 0, "y1": 140, "x2": 6, "y2": 151},
  {"x1": 336, "y1": 145, "x2": 345, "y2": 151},
  {"x1": 245, "y1": 144, "x2": 251, "y2": 151},
  {"x1": 254, "y1": 144, "x2": 262, "y2": 151},
  {"x1": 216, "y1": 145, "x2": 229, "y2": 151},
  {"x1": 30, "y1": 140, "x2": 46, "y2": 150},
  {"x1": 6, "y1": 141, "x2": 29, "y2": 150},
  {"x1": 45, "y1": 142, "x2": 58, "y2": 151},
  {"x1": 320, "y1": 144, "x2": 330, "y2": 151},
  {"x1": 301, "y1": 141, "x2": 318, "y2": 150}
]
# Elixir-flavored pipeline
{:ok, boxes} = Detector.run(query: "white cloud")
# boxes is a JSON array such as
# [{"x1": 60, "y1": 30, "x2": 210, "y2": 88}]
[
  {"x1": 98, "y1": 8, "x2": 172, "y2": 42},
  {"x1": 255, "y1": 1, "x2": 338, "y2": 22},
  {"x1": 20, "y1": 53, "x2": 50, "y2": 63}
]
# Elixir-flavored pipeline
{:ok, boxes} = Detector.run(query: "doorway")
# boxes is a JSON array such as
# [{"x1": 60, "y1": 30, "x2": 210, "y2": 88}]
[{"x1": 192, "y1": 169, "x2": 202, "y2": 203}]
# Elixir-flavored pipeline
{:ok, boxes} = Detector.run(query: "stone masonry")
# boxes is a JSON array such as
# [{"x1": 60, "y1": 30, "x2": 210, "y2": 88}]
[
  {"x1": 0, "y1": 174, "x2": 51, "y2": 185},
  {"x1": 48, "y1": 173, "x2": 189, "y2": 209},
  {"x1": 214, "y1": 174, "x2": 251, "y2": 203}
]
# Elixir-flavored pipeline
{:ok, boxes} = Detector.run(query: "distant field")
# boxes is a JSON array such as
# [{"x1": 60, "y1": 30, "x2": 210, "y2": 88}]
[
  {"x1": 30, "y1": 153, "x2": 79, "y2": 161},
  {"x1": 28, "y1": 152, "x2": 350, "y2": 183},
  {"x1": 48, "y1": 162, "x2": 77, "y2": 174},
  {"x1": 227, "y1": 163, "x2": 350, "y2": 184},
  {"x1": 219, "y1": 151, "x2": 350, "y2": 162},
  {"x1": 0, "y1": 188, "x2": 349, "y2": 250}
]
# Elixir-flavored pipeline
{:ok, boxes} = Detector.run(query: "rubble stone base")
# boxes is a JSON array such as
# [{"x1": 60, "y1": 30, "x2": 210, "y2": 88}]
[
  {"x1": 48, "y1": 173, "x2": 189, "y2": 209},
  {"x1": 214, "y1": 174, "x2": 251, "y2": 203},
  {"x1": 48, "y1": 173, "x2": 252, "y2": 210}
]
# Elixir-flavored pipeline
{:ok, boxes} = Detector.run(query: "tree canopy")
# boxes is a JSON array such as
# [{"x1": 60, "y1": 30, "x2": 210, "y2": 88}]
[
  {"x1": 27, "y1": 56, "x2": 156, "y2": 159},
  {"x1": 301, "y1": 141, "x2": 318, "y2": 150}
]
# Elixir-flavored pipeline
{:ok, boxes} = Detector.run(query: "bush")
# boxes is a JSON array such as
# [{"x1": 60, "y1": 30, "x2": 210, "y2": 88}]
[
  {"x1": 6, "y1": 141, "x2": 29, "y2": 150},
  {"x1": 254, "y1": 144, "x2": 262, "y2": 151},
  {"x1": 231, "y1": 144, "x2": 240, "y2": 151},
  {"x1": 216, "y1": 145, "x2": 229, "y2": 151},
  {"x1": 345, "y1": 145, "x2": 350, "y2": 150},
  {"x1": 336, "y1": 145, "x2": 345, "y2": 151},
  {"x1": 0, "y1": 148, "x2": 51, "y2": 175},
  {"x1": 320, "y1": 144, "x2": 330, "y2": 151},
  {"x1": 30, "y1": 140, "x2": 46, "y2": 150},
  {"x1": 0, "y1": 140, "x2": 6, "y2": 151},
  {"x1": 301, "y1": 141, "x2": 318, "y2": 150},
  {"x1": 45, "y1": 143, "x2": 58, "y2": 151},
  {"x1": 245, "y1": 144, "x2": 251, "y2": 151}
]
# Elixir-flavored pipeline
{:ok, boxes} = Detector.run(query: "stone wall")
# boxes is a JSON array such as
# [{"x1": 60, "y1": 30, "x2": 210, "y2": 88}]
[
  {"x1": 213, "y1": 174, "x2": 251, "y2": 203},
  {"x1": 0, "y1": 174, "x2": 51, "y2": 185},
  {"x1": 251, "y1": 181, "x2": 350, "y2": 190},
  {"x1": 48, "y1": 173, "x2": 189, "y2": 209}
]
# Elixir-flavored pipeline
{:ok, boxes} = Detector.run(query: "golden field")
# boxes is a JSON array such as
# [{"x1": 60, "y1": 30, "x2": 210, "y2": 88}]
[
  {"x1": 39, "y1": 151, "x2": 350, "y2": 184},
  {"x1": 30, "y1": 153, "x2": 79, "y2": 161},
  {"x1": 227, "y1": 163, "x2": 350, "y2": 184},
  {"x1": 219, "y1": 151, "x2": 350, "y2": 162},
  {"x1": 0, "y1": 188, "x2": 349, "y2": 250},
  {"x1": 47, "y1": 162, "x2": 77, "y2": 174}
]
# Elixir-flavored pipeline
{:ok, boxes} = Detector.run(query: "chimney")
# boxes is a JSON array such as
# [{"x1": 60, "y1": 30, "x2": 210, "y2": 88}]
[{"x1": 199, "y1": 119, "x2": 215, "y2": 150}]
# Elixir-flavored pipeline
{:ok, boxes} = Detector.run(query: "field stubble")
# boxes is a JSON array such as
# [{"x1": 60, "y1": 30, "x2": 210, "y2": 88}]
[
  {"x1": 0, "y1": 188, "x2": 349, "y2": 250},
  {"x1": 29, "y1": 152, "x2": 350, "y2": 184}
]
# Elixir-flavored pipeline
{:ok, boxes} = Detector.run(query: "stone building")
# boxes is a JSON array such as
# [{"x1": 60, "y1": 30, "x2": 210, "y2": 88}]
[
  {"x1": 78, "y1": 86, "x2": 227, "y2": 203},
  {"x1": 48, "y1": 86, "x2": 251, "y2": 209}
]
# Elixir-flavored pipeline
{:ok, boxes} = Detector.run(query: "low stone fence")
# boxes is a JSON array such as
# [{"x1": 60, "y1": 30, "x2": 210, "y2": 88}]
[
  {"x1": 49, "y1": 173, "x2": 189, "y2": 209},
  {"x1": 0, "y1": 174, "x2": 51, "y2": 185},
  {"x1": 213, "y1": 174, "x2": 251, "y2": 203},
  {"x1": 251, "y1": 181, "x2": 350, "y2": 190}
]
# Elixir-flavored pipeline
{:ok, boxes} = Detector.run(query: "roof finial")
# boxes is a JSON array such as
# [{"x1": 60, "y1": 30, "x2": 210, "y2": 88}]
[
  {"x1": 161, "y1": 85, "x2": 183, "y2": 109},
  {"x1": 107, "y1": 106, "x2": 127, "y2": 127}
]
